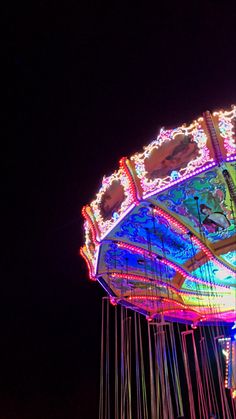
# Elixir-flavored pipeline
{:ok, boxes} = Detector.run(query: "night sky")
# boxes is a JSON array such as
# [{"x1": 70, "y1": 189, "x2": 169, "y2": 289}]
[{"x1": 3, "y1": 1, "x2": 236, "y2": 418}]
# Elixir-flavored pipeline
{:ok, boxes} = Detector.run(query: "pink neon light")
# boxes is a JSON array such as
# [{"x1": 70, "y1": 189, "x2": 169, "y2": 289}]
[
  {"x1": 117, "y1": 241, "x2": 230, "y2": 289},
  {"x1": 226, "y1": 155, "x2": 236, "y2": 161},
  {"x1": 110, "y1": 272, "x2": 226, "y2": 297},
  {"x1": 127, "y1": 294, "x2": 187, "y2": 307},
  {"x1": 153, "y1": 206, "x2": 236, "y2": 276},
  {"x1": 126, "y1": 295, "x2": 202, "y2": 315},
  {"x1": 119, "y1": 157, "x2": 140, "y2": 204},
  {"x1": 80, "y1": 247, "x2": 96, "y2": 281},
  {"x1": 205, "y1": 112, "x2": 223, "y2": 163},
  {"x1": 143, "y1": 162, "x2": 217, "y2": 198},
  {"x1": 82, "y1": 206, "x2": 100, "y2": 244},
  {"x1": 126, "y1": 295, "x2": 235, "y2": 320},
  {"x1": 110, "y1": 297, "x2": 117, "y2": 306}
]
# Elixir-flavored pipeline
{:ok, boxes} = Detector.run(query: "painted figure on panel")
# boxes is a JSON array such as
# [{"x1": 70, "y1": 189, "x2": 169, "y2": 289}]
[
  {"x1": 100, "y1": 181, "x2": 125, "y2": 220},
  {"x1": 145, "y1": 133, "x2": 200, "y2": 180},
  {"x1": 200, "y1": 203, "x2": 231, "y2": 232}
]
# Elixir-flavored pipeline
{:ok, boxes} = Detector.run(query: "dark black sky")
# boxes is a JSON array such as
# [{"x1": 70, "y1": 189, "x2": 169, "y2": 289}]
[{"x1": 3, "y1": 1, "x2": 236, "y2": 417}]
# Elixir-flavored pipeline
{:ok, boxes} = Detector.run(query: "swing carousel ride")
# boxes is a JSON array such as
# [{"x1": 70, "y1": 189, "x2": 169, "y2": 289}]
[{"x1": 81, "y1": 105, "x2": 236, "y2": 418}]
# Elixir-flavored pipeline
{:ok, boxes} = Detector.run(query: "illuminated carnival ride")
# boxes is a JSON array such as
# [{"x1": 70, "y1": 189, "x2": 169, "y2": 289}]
[{"x1": 81, "y1": 106, "x2": 236, "y2": 418}]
